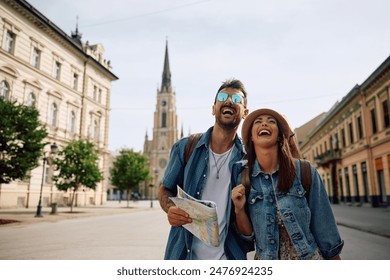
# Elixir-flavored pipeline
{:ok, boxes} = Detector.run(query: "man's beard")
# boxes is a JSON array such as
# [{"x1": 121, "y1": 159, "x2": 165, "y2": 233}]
[{"x1": 216, "y1": 106, "x2": 241, "y2": 130}]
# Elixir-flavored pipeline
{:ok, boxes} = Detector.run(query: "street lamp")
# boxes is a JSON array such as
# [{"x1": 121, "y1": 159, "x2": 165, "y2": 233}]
[{"x1": 35, "y1": 142, "x2": 58, "y2": 217}]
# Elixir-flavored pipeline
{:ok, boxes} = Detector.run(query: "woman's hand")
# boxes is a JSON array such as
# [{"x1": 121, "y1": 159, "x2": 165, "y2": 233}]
[
  {"x1": 232, "y1": 184, "x2": 247, "y2": 213},
  {"x1": 232, "y1": 184, "x2": 253, "y2": 235}
]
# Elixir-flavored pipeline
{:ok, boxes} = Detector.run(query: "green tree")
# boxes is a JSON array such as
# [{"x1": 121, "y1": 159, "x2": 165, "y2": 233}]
[
  {"x1": 53, "y1": 140, "x2": 103, "y2": 212},
  {"x1": 0, "y1": 99, "x2": 48, "y2": 184},
  {"x1": 110, "y1": 149, "x2": 150, "y2": 207}
]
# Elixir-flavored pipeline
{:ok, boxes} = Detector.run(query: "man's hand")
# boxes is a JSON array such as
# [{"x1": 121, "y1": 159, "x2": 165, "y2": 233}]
[
  {"x1": 158, "y1": 184, "x2": 192, "y2": 227},
  {"x1": 167, "y1": 206, "x2": 192, "y2": 226}
]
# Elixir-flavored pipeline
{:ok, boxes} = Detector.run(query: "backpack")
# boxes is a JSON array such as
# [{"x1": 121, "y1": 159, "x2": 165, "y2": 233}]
[{"x1": 184, "y1": 133, "x2": 312, "y2": 197}]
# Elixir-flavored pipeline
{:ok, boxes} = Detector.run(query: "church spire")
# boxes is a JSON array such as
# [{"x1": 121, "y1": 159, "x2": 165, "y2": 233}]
[
  {"x1": 161, "y1": 40, "x2": 171, "y2": 92},
  {"x1": 71, "y1": 16, "x2": 82, "y2": 46}
]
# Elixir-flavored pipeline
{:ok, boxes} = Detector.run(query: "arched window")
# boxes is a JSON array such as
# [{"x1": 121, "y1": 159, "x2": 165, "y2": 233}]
[
  {"x1": 0, "y1": 80, "x2": 10, "y2": 100},
  {"x1": 50, "y1": 102, "x2": 58, "y2": 126},
  {"x1": 26, "y1": 92, "x2": 36, "y2": 107}
]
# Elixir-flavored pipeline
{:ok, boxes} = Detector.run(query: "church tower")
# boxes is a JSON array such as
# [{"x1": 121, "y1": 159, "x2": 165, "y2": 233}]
[{"x1": 144, "y1": 41, "x2": 178, "y2": 199}]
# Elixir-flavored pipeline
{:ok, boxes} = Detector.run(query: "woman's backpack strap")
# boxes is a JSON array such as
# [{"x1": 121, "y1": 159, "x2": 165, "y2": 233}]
[{"x1": 299, "y1": 159, "x2": 312, "y2": 197}]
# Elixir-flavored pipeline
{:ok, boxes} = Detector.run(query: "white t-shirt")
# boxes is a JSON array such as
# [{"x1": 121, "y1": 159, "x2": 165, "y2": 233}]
[{"x1": 192, "y1": 146, "x2": 233, "y2": 260}]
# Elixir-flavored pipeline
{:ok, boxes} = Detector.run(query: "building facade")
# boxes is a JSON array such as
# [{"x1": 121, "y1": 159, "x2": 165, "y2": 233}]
[
  {"x1": 0, "y1": 0, "x2": 118, "y2": 208},
  {"x1": 143, "y1": 41, "x2": 178, "y2": 199},
  {"x1": 298, "y1": 55, "x2": 390, "y2": 207}
]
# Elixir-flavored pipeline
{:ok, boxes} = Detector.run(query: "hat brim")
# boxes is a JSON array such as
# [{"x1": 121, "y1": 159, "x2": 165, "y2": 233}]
[{"x1": 241, "y1": 108, "x2": 292, "y2": 149}]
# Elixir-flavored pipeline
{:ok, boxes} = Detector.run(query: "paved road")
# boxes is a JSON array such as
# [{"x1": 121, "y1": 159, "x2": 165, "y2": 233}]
[
  {"x1": 0, "y1": 205, "x2": 170, "y2": 260},
  {"x1": 0, "y1": 201, "x2": 389, "y2": 260}
]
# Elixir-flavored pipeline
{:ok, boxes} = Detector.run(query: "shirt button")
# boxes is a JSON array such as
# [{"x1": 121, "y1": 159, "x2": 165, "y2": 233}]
[
  {"x1": 203, "y1": 174, "x2": 206, "y2": 177},
  {"x1": 270, "y1": 239, "x2": 275, "y2": 244},
  {"x1": 269, "y1": 198, "x2": 273, "y2": 203},
  {"x1": 271, "y1": 218, "x2": 275, "y2": 223},
  {"x1": 251, "y1": 198, "x2": 256, "y2": 203},
  {"x1": 187, "y1": 249, "x2": 190, "y2": 253},
  {"x1": 264, "y1": 174, "x2": 269, "y2": 179},
  {"x1": 197, "y1": 192, "x2": 200, "y2": 195}
]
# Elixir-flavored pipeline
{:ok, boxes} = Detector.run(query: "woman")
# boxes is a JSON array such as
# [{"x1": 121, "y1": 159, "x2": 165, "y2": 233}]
[{"x1": 232, "y1": 108, "x2": 344, "y2": 260}]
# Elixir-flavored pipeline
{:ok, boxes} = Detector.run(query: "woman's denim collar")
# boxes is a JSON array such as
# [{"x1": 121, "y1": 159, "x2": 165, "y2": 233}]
[{"x1": 252, "y1": 160, "x2": 279, "y2": 177}]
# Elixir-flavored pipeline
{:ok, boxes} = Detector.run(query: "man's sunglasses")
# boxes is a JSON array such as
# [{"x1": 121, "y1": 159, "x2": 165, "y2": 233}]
[{"x1": 216, "y1": 92, "x2": 244, "y2": 104}]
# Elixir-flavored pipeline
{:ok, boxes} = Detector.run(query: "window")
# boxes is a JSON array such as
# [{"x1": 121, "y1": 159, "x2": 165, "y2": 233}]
[
  {"x1": 332, "y1": 133, "x2": 339, "y2": 150},
  {"x1": 93, "y1": 86, "x2": 98, "y2": 100},
  {"x1": 357, "y1": 116, "x2": 363, "y2": 139},
  {"x1": 352, "y1": 164, "x2": 360, "y2": 203},
  {"x1": 162, "y1": 112, "x2": 167, "y2": 128},
  {"x1": 94, "y1": 119, "x2": 99, "y2": 141},
  {"x1": 44, "y1": 166, "x2": 50, "y2": 184},
  {"x1": 382, "y1": 100, "x2": 389, "y2": 128},
  {"x1": 348, "y1": 122, "x2": 354, "y2": 144},
  {"x1": 72, "y1": 73, "x2": 78, "y2": 90},
  {"x1": 5, "y1": 31, "x2": 15, "y2": 53},
  {"x1": 361, "y1": 162, "x2": 370, "y2": 203},
  {"x1": 338, "y1": 169, "x2": 344, "y2": 202},
  {"x1": 69, "y1": 110, "x2": 76, "y2": 133},
  {"x1": 31, "y1": 47, "x2": 41, "y2": 68},
  {"x1": 370, "y1": 109, "x2": 377, "y2": 134},
  {"x1": 375, "y1": 157, "x2": 387, "y2": 204},
  {"x1": 0, "y1": 80, "x2": 10, "y2": 100},
  {"x1": 344, "y1": 167, "x2": 351, "y2": 202},
  {"x1": 50, "y1": 103, "x2": 58, "y2": 126},
  {"x1": 341, "y1": 128, "x2": 346, "y2": 148},
  {"x1": 98, "y1": 89, "x2": 102, "y2": 103},
  {"x1": 54, "y1": 61, "x2": 61, "y2": 80},
  {"x1": 26, "y1": 92, "x2": 36, "y2": 107}
]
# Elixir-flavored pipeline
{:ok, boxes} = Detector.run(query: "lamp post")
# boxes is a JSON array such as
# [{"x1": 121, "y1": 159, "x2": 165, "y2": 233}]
[
  {"x1": 151, "y1": 169, "x2": 159, "y2": 208},
  {"x1": 35, "y1": 142, "x2": 58, "y2": 217}
]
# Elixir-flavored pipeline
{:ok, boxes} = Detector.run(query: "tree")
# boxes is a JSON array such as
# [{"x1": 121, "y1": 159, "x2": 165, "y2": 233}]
[
  {"x1": 0, "y1": 99, "x2": 48, "y2": 184},
  {"x1": 110, "y1": 149, "x2": 150, "y2": 207},
  {"x1": 53, "y1": 140, "x2": 103, "y2": 212}
]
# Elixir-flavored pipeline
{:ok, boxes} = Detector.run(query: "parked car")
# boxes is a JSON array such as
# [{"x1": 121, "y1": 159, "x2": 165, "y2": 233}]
[{"x1": 131, "y1": 192, "x2": 141, "y2": 200}]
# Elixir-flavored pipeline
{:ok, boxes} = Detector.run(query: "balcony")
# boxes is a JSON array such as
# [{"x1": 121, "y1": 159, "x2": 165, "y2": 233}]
[{"x1": 314, "y1": 150, "x2": 342, "y2": 167}]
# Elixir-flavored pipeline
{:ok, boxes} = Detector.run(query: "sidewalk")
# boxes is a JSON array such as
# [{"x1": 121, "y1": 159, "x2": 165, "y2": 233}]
[
  {"x1": 0, "y1": 200, "x2": 156, "y2": 227},
  {"x1": 331, "y1": 203, "x2": 390, "y2": 238}
]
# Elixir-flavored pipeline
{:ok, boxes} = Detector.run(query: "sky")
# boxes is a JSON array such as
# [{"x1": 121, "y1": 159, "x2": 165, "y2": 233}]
[{"x1": 27, "y1": 0, "x2": 390, "y2": 152}]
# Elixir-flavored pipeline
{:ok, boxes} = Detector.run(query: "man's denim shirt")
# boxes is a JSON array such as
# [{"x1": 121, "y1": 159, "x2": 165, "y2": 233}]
[
  {"x1": 162, "y1": 126, "x2": 254, "y2": 260},
  {"x1": 247, "y1": 159, "x2": 344, "y2": 260}
]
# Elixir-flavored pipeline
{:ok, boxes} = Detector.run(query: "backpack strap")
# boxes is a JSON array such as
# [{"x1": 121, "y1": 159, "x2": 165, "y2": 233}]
[
  {"x1": 241, "y1": 166, "x2": 251, "y2": 196},
  {"x1": 184, "y1": 133, "x2": 203, "y2": 165},
  {"x1": 299, "y1": 159, "x2": 312, "y2": 198}
]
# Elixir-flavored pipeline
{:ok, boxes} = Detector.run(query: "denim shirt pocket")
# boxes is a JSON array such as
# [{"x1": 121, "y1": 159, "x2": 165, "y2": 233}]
[
  {"x1": 285, "y1": 183, "x2": 307, "y2": 209},
  {"x1": 248, "y1": 190, "x2": 264, "y2": 216}
]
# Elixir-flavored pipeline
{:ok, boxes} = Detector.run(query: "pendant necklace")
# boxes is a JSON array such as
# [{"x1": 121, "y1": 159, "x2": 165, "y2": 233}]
[{"x1": 210, "y1": 146, "x2": 233, "y2": 179}]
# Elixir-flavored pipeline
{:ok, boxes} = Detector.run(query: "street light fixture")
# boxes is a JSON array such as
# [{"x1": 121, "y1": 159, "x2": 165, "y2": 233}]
[{"x1": 35, "y1": 142, "x2": 58, "y2": 217}]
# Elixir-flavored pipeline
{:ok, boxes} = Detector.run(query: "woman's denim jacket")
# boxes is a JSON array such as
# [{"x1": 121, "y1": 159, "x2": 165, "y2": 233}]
[
  {"x1": 162, "y1": 126, "x2": 254, "y2": 260},
  {"x1": 247, "y1": 159, "x2": 344, "y2": 260}
]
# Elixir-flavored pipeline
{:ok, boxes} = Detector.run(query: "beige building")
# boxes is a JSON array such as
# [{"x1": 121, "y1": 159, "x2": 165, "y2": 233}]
[
  {"x1": 143, "y1": 41, "x2": 178, "y2": 199},
  {"x1": 0, "y1": 0, "x2": 118, "y2": 208},
  {"x1": 298, "y1": 55, "x2": 390, "y2": 207}
]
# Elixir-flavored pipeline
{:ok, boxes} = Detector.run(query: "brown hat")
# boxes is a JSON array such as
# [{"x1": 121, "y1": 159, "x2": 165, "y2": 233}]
[{"x1": 241, "y1": 108, "x2": 295, "y2": 150}]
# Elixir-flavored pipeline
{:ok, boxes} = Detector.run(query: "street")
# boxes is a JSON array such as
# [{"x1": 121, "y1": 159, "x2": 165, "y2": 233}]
[
  {"x1": 0, "y1": 202, "x2": 389, "y2": 260},
  {"x1": 0, "y1": 205, "x2": 169, "y2": 260}
]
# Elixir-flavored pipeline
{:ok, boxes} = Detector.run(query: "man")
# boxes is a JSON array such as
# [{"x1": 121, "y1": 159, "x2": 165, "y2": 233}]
[{"x1": 158, "y1": 79, "x2": 253, "y2": 260}]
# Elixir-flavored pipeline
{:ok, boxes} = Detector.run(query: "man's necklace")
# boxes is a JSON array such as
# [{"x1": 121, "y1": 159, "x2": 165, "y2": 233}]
[{"x1": 210, "y1": 147, "x2": 233, "y2": 179}]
